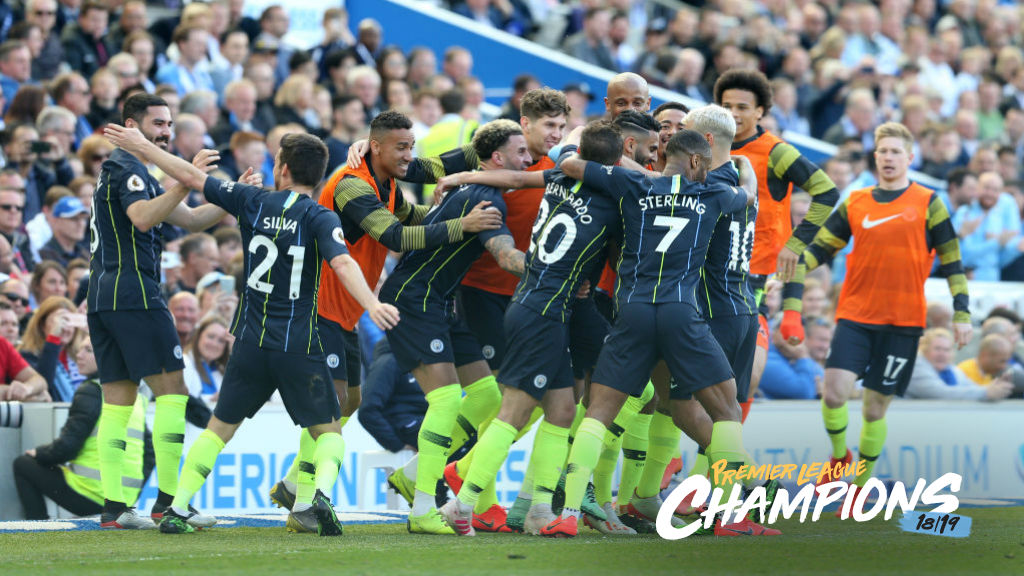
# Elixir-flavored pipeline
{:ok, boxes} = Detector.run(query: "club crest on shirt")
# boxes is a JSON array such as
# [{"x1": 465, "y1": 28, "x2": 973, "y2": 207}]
[
  {"x1": 533, "y1": 374, "x2": 547, "y2": 388},
  {"x1": 327, "y1": 354, "x2": 340, "y2": 368},
  {"x1": 173, "y1": 345, "x2": 183, "y2": 359},
  {"x1": 482, "y1": 345, "x2": 495, "y2": 359},
  {"x1": 332, "y1": 227, "x2": 345, "y2": 244},
  {"x1": 127, "y1": 174, "x2": 145, "y2": 192},
  {"x1": 430, "y1": 339, "x2": 444, "y2": 353}
]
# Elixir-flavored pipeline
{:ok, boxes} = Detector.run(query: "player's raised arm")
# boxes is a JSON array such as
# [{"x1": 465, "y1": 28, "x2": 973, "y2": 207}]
[
  {"x1": 732, "y1": 155, "x2": 758, "y2": 207},
  {"x1": 328, "y1": 253, "x2": 400, "y2": 330},
  {"x1": 926, "y1": 192, "x2": 973, "y2": 348},
  {"x1": 436, "y1": 169, "x2": 546, "y2": 195},
  {"x1": 105, "y1": 124, "x2": 210, "y2": 200}
]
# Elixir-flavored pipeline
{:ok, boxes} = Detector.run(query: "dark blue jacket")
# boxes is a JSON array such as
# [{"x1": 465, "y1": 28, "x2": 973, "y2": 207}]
[{"x1": 358, "y1": 340, "x2": 428, "y2": 452}]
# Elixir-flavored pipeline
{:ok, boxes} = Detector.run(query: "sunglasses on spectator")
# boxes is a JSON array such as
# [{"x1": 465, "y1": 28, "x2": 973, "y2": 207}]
[
  {"x1": 3, "y1": 293, "x2": 28, "y2": 305},
  {"x1": 0, "y1": 204, "x2": 23, "y2": 212},
  {"x1": 34, "y1": 10, "x2": 55, "y2": 16}
]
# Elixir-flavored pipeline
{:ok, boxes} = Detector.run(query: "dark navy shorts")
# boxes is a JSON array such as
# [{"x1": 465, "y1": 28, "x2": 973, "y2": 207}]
[
  {"x1": 456, "y1": 285, "x2": 511, "y2": 371},
  {"x1": 88, "y1": 309, "x2": 185, "y2": 384},
  {"x1": 318, "y1": 316, "x2": 362, "y2": 387},
  {"x1": 827, "y1": 319, "x2": 920, "y2": 397},
  {"x1": 592, "y1": 302, "x2": 734, "y2": 400},
  {"x1": 673, "y1": 314, "x2": 758, "y2": 402},
  {"x1": 498, "y1": 303, "x2": 575, "y2": 401},
  {"x1": 385, "y1": 300, "x2": 485, "y2": 373},
  {"x1": 569, "y1": 296, "x2": 610, "y2": 379},
  {"x1": 214, "y1": 338, "x2": 340, "y2": 428}
]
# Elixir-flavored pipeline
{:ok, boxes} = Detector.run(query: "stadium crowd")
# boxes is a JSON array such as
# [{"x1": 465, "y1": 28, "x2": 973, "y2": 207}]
[{"x1": 0, "y1": 0, "x2": 1020, "y2": 422}]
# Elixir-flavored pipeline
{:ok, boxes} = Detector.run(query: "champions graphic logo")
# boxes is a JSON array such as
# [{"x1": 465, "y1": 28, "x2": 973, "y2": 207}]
[{"x1": 655, "y1": 460, "x2": 963, "y2": 540}]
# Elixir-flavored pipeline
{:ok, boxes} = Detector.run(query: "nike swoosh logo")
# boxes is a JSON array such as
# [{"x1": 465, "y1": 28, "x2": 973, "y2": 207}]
[
  {"x1": 721, "y1": 527, "x2": 754, "y2": 535},
  {"x1": 882, "y1": 380, "x2": 898, "y2": 386},
  {"x1": 861, "y1": 214, "x2": 901, "y2": 229},
  {"x1": 476, "y1": 519, "x2": 494, "y2": 529}
]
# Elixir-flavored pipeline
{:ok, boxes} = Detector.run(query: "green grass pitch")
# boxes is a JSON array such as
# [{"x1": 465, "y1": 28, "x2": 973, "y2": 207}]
[{"x1": 1, "y1": 508, "x2": 1021, "y2": 575}]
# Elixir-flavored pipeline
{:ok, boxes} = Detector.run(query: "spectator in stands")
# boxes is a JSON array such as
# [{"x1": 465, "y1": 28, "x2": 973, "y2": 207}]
[
  {"x1": 74, "y1": 135, "x2": 110, "y2": 180},
  {"x1": 563, "y1": 7, "x2": 615, "y2": 71},
  {"x1": 60, "y1": 2, "x2": 111, "y2": 79},
  {"x1": 823, "y1": 88, "x2": 878, "y2": 150},
  {"x1": 457, "y1": 75, "x2": 485, "y2": 122},
  {"x1": 5, "y1": 85, "x2": 45, "y2": 128},
  {"x1": 169, "y1": 113, "x2": 208, "y2": 165},
  {"x1": 0, "y1": 278, "x2": 30, "y2": 328},
  {"x1": 997, "y1": 145, "x2": 1020, "y2": 184},
  {"x1": 13, "y1": 332, "x2": 153, "y2": 518},
  {"x1": 322, "y1": 47, "x2": 356, "y2": 98},
  {"x1": 175, "y1": 233, "x2": 218, "y2": 294},
  {"x1": 167, "y1": 291, "x2": 200, "y2": 349},
  {"x1": 218, "y1": 130, "x2": 265, "y2": 182},
  {"x1": 498, "y1": 74, "x2": 538, "y2": 122},
  {"x1": 410, "y1": 89, "x2": 440, "y2": 154},
  {"x1": 4, "y1": 124, "x2": 55, "y2": 222},
  {"x1": 406, "y1": 46, "x2": 437, "y2": 91},
  {"x1": 760, "y1": 318, "x2": 831, "y2": 400},
  {"x1": 926, "y1": 301, "x2": 954, "y2": 331},
  {"x1": 50, "y1": 73, "x2": 92, "y2": 148},
  {"x1": 770, "y1": 77, "x2": 809, "y2": 136},
  {"x1": 310, "y1": 8, "x2": 354, "y2": 82},
  {"x1": 182, "y1": 314, "x2": 230, "y2": 405},
  {"x1": 195, "y1": 271, "x2": 237, "y2": 321},
  {"x1": 85, "y1": 67, "x2": 118, "y2": 128},
  {"x1": 907, "y1": 328, "x2": 1013, "y2": 400},
  {"x1": 346, "y1": 65, "x2": 382, "y2": 120},
  {"x1": 35, "y1": 106, "x2": 77, "y2": 173},
  {"x1": 210, "y1": 80, "x2": 263, "y2": 147},
  {"x1": 26, "y1": 0, "x2": 63, "y2": 81},
  {"x1": 358, "y1": 339, "x2": 427, "y2": 453},
  {"x1": 156, "y1": 25, "x2": 214, "y2": 96},
  {"x1": 18, "y1": 295, "x2": 80, "y2": 402},
  {"x1": 946, "y1": 168, "x2": 978, "y2": 212},
  {"x1": 65, "y1": 257, "x2": 86, "y2": 301},
  {"x1": 213, "y1": 227, "x2": 241, "y2": 273},
  {"x1": 976, "y1": 73, "x2": 1004, "y2": 141},
  {"x1": 0, "y1": 301, "x2": 20, "y2": 345},
  {"x1": 958, "y1": 333, "x2": 1014, "y2": 389},
  {"x1": 36, "y1": 196, "x2": 87, "y2": 267},
  {"x1": 180, "y1": 91, "x2": 218, "y2": 148},
  {"x1": 954, "y1": 171, "x2": 1021, "y2": 281},
  {"x1": 211, "y1": 29, "x2": 249, "y2": 96},
  {"x1": 353, "y1": 18, "x2": 382, "y2": 67},
  {"x1": 253, "y1": 5, "x2": 293, "y2": 83},
  {"x1": 921, "y1": 124, "x2": 969, "y2": 180},
  {"x1": 122, "y1": 30, "x2": 156, "y2": 93},
  {"x1": 0, "y1": 184, "x2": 32, "y2": 274},
  {"x1": 418, "y1": 89, "x2": 476, "y2": 196},
  {"x1": 108, "y1": 0, "x2": 145, "y2": 51},
  {"x1": 29, "y1": 260, "x2": 65, "y2": 308},
  {"x1": 106, "y1": 52, "x2": 140, "y2": 92},
  {"x1": 273, "y1": 74, "x2": 319, "y2": 133},
  {"x1": 325, "y1": 94, "x2": 365, "y2": 175},
  {"x1": 0, "y1": 41, "x2": 30, "y2": 111},
  {"x1": 8, "y1": 21, "x2": 44, "y2": 76},
  {"x1": 383, "y1": 79, "x2": 412, "y2": 113},
  {"x1": 442, "y1": 46, "x2": 473, "y2": 84}
]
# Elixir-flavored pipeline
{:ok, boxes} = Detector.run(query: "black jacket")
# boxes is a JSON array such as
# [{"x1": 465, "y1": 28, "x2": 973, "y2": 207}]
[{"x1": 358, "y1": 340, "x2": 428, "y2": 452}]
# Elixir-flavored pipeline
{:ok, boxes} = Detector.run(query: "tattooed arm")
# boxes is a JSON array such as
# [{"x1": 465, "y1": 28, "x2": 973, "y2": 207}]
[{"x1": 484, "y1": 234, "x2": 526, "y2": 277}]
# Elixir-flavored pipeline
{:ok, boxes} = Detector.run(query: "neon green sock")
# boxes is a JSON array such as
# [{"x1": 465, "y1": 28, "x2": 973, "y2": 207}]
[
  {"x1": 822, "y1": 399, "x2": 849, "y2": 459},
  {"x1": 459, "y1": 419, "x2": 517, "y2": 508},
  {"x1": 592, "y1": 412, "x2": 628, "y2": 506},
  {"x1": 688, "y1": 446, "x2": 709, "y2": 477},
  {"x1": 531, "y1": 421, "x2": 569, "y2": 507},
  {"x1": 97, "y1": 402, "x2": 134, "y2": 504},
  {"x1": 153, "y1": 394, "x2": 188, "y2": 496},
  {"x1": 517, "y1": 425, "x2": 547, "y2": 501},
  {"x1": 563, "y1": 418, "x2": 606, "y2": 516},
  {"x1": 172, "y1": 429, "x2": 225, "y2": 510},
  {"x1": 414, "y1": 384, "x2": 461, "y2": 496},
  {"x1": 516, "y1": 406, "x2": 544, "y2": 441},
  {"x1": 618, "y1": 412, "x2": 651, "y2": 505},
  {"x1": 706, "y1": 421, "x2": 745, "y2": 500},
  {"x1": 451, "y1": 375, "x2": 501, "y2": 455},
  {"x1": 294, "y1": 428, "x2": 317, "y2": 506},
  {"x1": 313, "y1": 432, "x2": 345, "y2": 494},
  {"x1": 568, "y1": 402, "x2": 586, "y2": 444},
  {"x1": 854, "y1": 418, "x2": 887, "y2": 487},
  {"x1": 637, "y1": 412, "x2": 679, "y2": 498}
]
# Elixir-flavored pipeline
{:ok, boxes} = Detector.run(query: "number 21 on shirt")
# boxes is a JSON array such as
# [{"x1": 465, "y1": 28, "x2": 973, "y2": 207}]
[{"x1": 247, "y1": 236, "x2": 305, "y2": 299}]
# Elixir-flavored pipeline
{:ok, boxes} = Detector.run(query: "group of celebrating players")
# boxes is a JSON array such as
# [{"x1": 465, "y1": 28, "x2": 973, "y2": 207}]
[{"x1": 87, "y1": 64, "x2": 971, "y2": 538}]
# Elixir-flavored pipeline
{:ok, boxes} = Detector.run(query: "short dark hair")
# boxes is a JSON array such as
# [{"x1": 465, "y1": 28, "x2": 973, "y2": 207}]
[
  {"x1": 472, "y1": 119, "x2": 523, "y2": 161},
  {"x1": 0, "y1": 40, "x2": 27, "y2": 62},
  {"x1": 368, "y1": 109, "x2": 413, "y2": 140},
  {"x1": 713, "y1": 69, "x2": 773, "y2": 113},
  {"x1": 288, "y1": 50, "x2": 313, "y2": 72},
  {"x1": 172, "y1": 24, "x2": 204, "y2": 46},
  {"x1": 613, "y1": 109, "x2": 659, "y2": 138},
  {"x1": 665, "y1": 128, "x2": 712, "y2": 161},
  {"x1": 513, "y1": 74, "x2": 538, "y2": 93},
  {"x1": 946, "y1": 167, "x2": 975, "y2": 188},
  {"x1": 653, "y1": 101, "x2": 689, "y2": 118},
  {"x1": 279, "y1": 133, "x2": 329, "y2": 187},
  {"x1": 324, "y1": 48, "x2": 357, "y2": 71},
  {"x1": 121, "y1": 93, "x2": 168, "y2": 125},
  {"x1": 81, "y1": 1, "x2": 107, "y2": 16},
  {"x1": 179, "y1": 232, "x2": 214, "y2": 262},
  {"x1": 213, "y1": 226, "x2": 242, "y2": 247},
  {"x1": 439, "y1": 89, "x2": 465, "y2": 115},
  {"x1": 520, "y1": 87, "x2": 570, "y2": 121},
  {"x1": 332, "y1": 94, "x2": 361, "y2": 112},
  {"x1": 579, "y1": 121, "x2": 623, "y2": 166}
]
